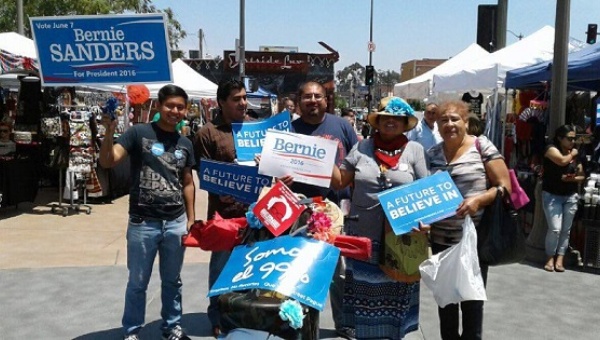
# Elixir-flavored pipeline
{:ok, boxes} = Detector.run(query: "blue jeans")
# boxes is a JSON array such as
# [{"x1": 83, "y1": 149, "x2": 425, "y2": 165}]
[
  {"x1": 122, "y1": 214, "x2": 188, "y2": 335},
  {"x1": 542, "y1": 191, "x2": 579, "y2": 256}
]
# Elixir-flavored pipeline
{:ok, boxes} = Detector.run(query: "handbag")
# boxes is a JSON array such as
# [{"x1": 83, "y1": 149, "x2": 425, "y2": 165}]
[
  {"x1": 474, "y1": 138, "x2": 529, "y2": 210},
  {"x1": 419, "y1": 216, "x2": 487, "y2": 308},
  {"x1": 478, "y1": 186, "x2": 527, "y2": 266},
  {"x1": 509, "y1": 169, "x2": 530, "y2": 210},
  {"x1": 379, "y1": 221, "x2": 429, "y2": 283}
]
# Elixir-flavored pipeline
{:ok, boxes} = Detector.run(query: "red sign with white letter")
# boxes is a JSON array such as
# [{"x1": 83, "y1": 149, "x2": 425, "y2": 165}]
[{"x1": 252, "y1": 181, "x2": 305, "y2": 236}]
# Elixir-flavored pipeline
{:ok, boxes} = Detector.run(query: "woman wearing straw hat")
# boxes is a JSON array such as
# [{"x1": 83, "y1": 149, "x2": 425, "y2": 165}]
[{"x1": 331, "y1": 97, "x2": 429, "y2": 339}]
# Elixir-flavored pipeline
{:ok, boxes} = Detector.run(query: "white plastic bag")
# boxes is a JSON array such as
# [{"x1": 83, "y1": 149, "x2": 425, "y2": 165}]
[{"x1": 419, "y1": 216, "x2": 487, "y2": 308}]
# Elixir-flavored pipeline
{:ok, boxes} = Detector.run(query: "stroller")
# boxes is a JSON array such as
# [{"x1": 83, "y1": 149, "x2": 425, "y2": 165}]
[{"x1": 184, "y1": 192, "x2": 371, "y2": 340}]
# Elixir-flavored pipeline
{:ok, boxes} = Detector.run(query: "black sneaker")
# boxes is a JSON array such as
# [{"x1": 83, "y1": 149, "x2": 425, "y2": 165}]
[
  {"x1": 336, "y1": 327, "x2": 356, "y2": 340},
  {"x1": 162, "y1": 325, "x2": 191, "y2": 340}
]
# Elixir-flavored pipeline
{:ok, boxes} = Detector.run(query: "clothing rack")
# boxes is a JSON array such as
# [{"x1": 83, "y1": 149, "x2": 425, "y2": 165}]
[{"x1": 48, "y1": 103, "x2": 94, "y2": 216}]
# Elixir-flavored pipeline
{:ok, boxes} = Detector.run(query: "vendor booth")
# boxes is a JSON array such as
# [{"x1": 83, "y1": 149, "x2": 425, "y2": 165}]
[
  {"x1": 505, "y1": 43, "x2": 600, "y2": 271},
  {"x1": 431, "y1": 26, "x2": 584, "y2": 148},
  {"x1": 393, "y1": 43, "x2": 489, "y2": 100},
  {"x1": 0, "y1": 32, "x2": 41, "y2": 207},
  {"x1": 87, "y1": 59, "x2": 218, "y2": 99},
  {"x1": 247, "y1": 86, "x2": 277, "y2": 119}
]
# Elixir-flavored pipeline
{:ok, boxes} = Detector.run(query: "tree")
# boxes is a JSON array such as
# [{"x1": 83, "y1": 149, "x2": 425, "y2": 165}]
[
  {"x1": 0, "y1": 0, "x2": 186, "y2": 50},
  {"x1": 336, "y1": 62, "x2": 402, "y2": 108}
]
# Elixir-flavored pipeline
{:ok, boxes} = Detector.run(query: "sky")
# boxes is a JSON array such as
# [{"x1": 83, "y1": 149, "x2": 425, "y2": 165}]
[{"x1": 152, "y1": 0, "x2": 600, "y2": 72}]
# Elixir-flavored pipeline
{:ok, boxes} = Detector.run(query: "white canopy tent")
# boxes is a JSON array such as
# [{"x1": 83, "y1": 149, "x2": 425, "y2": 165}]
[
  {"x1": 0, "y1": 32, "x2": 37, "y2": 59},
  {"x1": 393, "y1": 43, "x2": 489, "y2": 99},
  {"x1": 0, "y1": 32, "x2": 39, "y2": 89},
  {"x1": 83, "y1": 59, "x2": 217, "y2": 98},
  {"x1": 432, "y1": 26, "x2": 585, "y2": 93}
]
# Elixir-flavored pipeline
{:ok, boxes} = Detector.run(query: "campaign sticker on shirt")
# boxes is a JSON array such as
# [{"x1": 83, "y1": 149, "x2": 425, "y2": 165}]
[
  {"x1": 151, "y1": 142, "x2": 165, "y2": 156},
  {"x1": 398, "y1": 163, "x2": 409, "y2": 172},
  {"x1": 174, "y1": 149, "x2": 184, "y2": 160}
]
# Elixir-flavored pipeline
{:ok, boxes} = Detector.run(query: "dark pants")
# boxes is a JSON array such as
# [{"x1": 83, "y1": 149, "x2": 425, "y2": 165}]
[{"x1": 431, "y1": 243, "x2": 489, "y2": 340}]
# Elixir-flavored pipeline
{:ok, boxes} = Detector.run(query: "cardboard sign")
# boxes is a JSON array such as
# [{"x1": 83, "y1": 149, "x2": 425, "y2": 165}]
[
  {"x1": 252, "y1": 181, "x2": 305, "y2": 236},
  {"x1": 199, "y1": 160, "x2": 273, "y2": 204},
  {"x1": 207, "y1": 235, "x2": 340, "y2": 311},
  {"x1": 30, "y1": 14, "x2": 172, "y2": 86},
  {"x1": 258, "y1": 130, "x2": 338, "y2": 188},
  {"x1": 377, "y1": 171, "x2": 463, "y2": 235},
  {"x1": 232, "y1": 111, "x2": 291, "y2": 162}
]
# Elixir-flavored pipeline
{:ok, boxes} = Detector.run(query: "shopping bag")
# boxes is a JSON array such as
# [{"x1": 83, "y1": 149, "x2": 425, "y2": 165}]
[
  {"x1": 509, "y1": 169, "x2": 530, "y2": 210},
  {"x1": 419, "y1": 216, "x2": 487, "y2": 308},
  {"x1": 478, "y1": 186, "x2": 526, "y2": 265},
  {"x1": 380, "y1": 222, "x2": 429, "y2": 283}
]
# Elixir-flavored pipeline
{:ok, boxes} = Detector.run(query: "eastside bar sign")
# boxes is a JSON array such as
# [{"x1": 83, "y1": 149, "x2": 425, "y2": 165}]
[{"x1": 30, "y1": 14, "x2": 172, "y2": 86}]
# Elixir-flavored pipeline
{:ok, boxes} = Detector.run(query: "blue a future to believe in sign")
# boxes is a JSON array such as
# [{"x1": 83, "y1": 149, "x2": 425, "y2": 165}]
[
  {"x1": 30, "y1": 14, "x2": 172, "y2": 86},
  {"x1": 232, "y1": 111, "x2": 291, "y2": 162},
  {"x1": 378, "y1": 171, "x2": 463, "y2": 235},
  {"x1": 199, "y1": 159, "x2": 273, "y2": 204},
  {"x1": 207, "y1": 235, "x2": 340, "y2": 311}
]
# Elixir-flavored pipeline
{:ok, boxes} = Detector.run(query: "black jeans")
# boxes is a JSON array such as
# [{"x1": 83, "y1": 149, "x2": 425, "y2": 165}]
[{"x1": 431, "y1": 243, "x2": 489, "y2": 340}]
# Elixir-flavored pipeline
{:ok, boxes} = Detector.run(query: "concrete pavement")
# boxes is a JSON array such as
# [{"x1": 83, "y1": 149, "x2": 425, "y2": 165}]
[{"x1": 1, "y1": 184, "x2": 599, "y2": 339}]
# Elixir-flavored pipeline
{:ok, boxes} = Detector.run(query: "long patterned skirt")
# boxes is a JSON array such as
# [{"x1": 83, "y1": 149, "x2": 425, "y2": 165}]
[{"x1": 342, "y1": 258, "x2": 420, "y2": 339}]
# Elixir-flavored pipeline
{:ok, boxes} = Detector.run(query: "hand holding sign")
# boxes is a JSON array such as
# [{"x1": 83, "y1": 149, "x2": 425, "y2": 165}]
[{"x1": 377, "y1": 171, "x2": 463, "y2": 235}]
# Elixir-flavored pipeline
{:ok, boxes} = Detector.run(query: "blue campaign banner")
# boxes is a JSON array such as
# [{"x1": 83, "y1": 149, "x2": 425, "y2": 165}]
[
  {"x1": 378, "y1": 171, "x2": 463, "y2": 235},
  {"x1": 207, "y1": 235, "x2": 340, "y2": 311},
  {"x1": 30, "y1": 14, "x2": 172, "y2": 86},
  {"x1": 199, "y1": 159, "x2": 273, "y2": 204},
  {"x1": 232, "y1": 111, "x2": 291, "y2": 162}
]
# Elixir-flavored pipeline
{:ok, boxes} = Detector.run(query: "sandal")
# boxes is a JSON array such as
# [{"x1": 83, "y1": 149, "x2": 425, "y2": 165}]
[
  {"x1": 544, "y1": 264, "x2": 554, "y2": 272},
  {"x1": 555, "y1": 265, "x2": 565, "y2": 272}
]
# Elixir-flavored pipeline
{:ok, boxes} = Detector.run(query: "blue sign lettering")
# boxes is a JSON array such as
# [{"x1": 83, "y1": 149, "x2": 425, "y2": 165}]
[
  {"x1": 378, "y1": 171, "x2": 463, "y2": 235},
  {"x1": 208, "y1": 235, "x2": 340, "y2": 311},
  {"x1": 199, "y1": 159, "x2": 272, "y2": 204},
  {"x1": 232, "y1": 112, "x2": 290, "y2": 162},
  {"x1": 30, "y1": 14, "x2": 172, "y2": 86}
]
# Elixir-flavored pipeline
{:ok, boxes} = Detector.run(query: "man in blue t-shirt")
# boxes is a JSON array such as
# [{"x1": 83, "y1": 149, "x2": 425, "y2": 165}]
[
  {"x1": 289, "y1": 81, "x2": 358, "y2": 337},
  {"x1": 100, "y1": 85, "x2": 195, "y2": 340}
]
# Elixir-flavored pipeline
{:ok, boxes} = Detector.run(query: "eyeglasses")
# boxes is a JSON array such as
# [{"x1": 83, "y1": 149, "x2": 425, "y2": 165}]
[
  {"x1": 563, "y1": 136, "x2": 576, "y2": 141},
  {"x1": 300, "y1": 93, "x2": 325, "y2": 101},
  {"x1": 0, "y1": 130, "x2": 9, "y2": 133}
]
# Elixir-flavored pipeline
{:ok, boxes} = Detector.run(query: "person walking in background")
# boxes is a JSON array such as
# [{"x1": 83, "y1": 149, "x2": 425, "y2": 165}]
[
  {"x1": 286, "y1": 81, "x2": 358, "y2": 338},
  {"x1": 542, "y1": 125, "x2": 585, "y2": 272},
  {"x1": 192, "y1": 78, "x2": 250, "y2": 338},
  {"x1": 331, "y1": 97, "x2": 429, "y2": 339},
  {"x1": 427, "y1": 100, "x2": 511, "y2": 340},
  {"x1": 341, "y1": 108, "x2": 363, "y2": 141},
  {"x1": 99, "y1": 85, "x2": 195, "y2": 340},
  {"x1": 279, "y1": 96, "x2": 299, "y2": 120},
  {"x1": 466, "y1": 113, "x2": 484, "y2": 137},
  {"x1": 405, "y1": 102, "x2": 442, "y2": 151}
]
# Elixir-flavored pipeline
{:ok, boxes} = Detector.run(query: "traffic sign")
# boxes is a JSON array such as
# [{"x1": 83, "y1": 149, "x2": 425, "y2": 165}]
[{"x1": 368, "y1": 41, "x2": 376, "y2": 52}]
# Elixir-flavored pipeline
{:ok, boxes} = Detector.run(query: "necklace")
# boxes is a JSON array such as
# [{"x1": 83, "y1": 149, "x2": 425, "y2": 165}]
[{"x1": 375, "y1": 148, "x2": 404, "y2": 156}]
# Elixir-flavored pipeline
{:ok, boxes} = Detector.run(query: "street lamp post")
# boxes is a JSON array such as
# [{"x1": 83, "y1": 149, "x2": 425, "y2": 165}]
[
  {"x1": 239, "y1": 0, "x2": 245, "y2": 80},
  {"x1": 17, "y1": 0, "x2": 24, "y2": 35},
  {"x1": 367, "y1": 0, "x2": 374, "y2": 112}
]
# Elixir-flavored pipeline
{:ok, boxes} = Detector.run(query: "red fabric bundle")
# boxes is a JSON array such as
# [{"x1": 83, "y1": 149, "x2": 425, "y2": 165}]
[
  {"x1": 333, "y1": 234, "x2": 372, "y2": 261},
  {"x1": 182, "y1": 212, "x2": 247, "y2": 251}
]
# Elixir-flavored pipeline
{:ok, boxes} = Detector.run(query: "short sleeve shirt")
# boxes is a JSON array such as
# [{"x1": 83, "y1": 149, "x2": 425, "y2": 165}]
[{"x1": 117, "y1": 122, "x2": 195, "y2": 220}]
